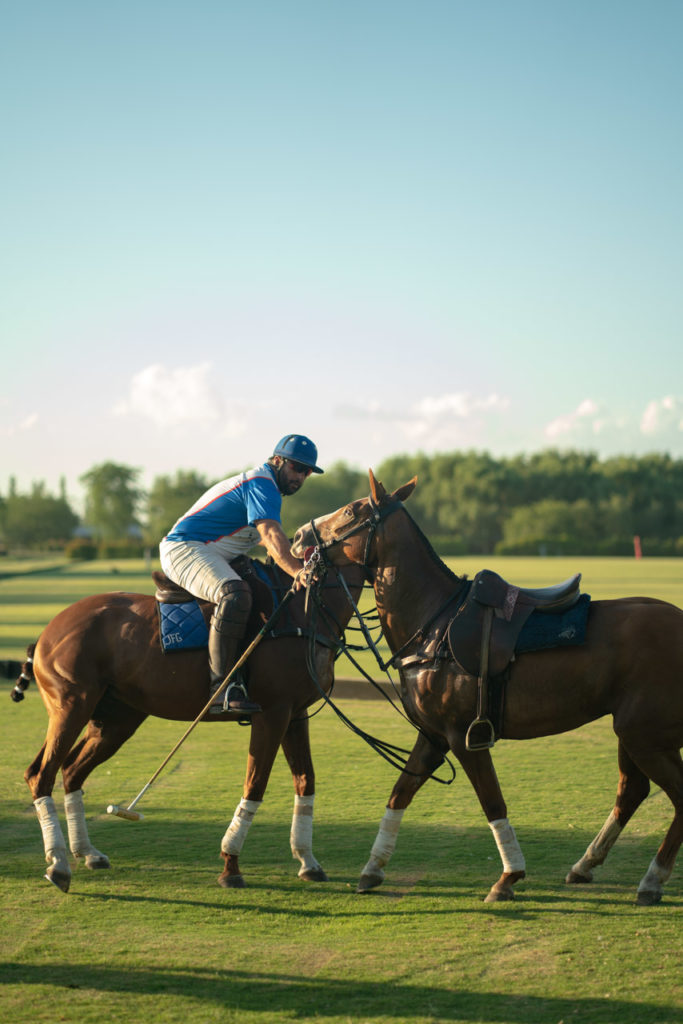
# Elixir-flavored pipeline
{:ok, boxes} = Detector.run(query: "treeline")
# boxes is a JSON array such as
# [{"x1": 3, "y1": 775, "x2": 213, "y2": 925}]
[
  {"x1": 1, "y1": 450, "x2": 681, "y2": 558},
  {"x1": 366, "y1": 451, "x2": 682, "y2": 556}
]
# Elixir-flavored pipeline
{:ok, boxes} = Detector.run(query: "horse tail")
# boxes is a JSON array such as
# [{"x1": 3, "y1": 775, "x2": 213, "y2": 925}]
[{"x1": 10, "y1": 643, "x2": 36, "y2": 703}]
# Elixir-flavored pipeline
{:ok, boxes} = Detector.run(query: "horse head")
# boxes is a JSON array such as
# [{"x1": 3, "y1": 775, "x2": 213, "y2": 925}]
[{"x1": 291, "y1": 469, "x2": 417, "y2": 572}]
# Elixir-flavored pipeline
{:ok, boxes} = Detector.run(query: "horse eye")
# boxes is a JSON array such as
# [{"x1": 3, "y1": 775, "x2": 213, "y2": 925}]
[{"x1": 343, "y1": 506, "x2": 356, "y2": 520}]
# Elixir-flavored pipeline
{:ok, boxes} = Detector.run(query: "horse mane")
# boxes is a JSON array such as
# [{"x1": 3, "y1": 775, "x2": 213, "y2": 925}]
[{"x1": 400, "y1": 506, "x2": 465, "y2": 588}]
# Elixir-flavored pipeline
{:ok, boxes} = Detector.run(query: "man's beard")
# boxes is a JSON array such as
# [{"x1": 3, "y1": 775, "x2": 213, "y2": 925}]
[{"x1": 276, "y1": 466, "x2": 300, "y2": 496}]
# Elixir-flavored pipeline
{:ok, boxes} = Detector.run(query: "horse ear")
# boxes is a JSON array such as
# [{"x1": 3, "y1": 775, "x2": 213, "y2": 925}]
[
  {"x1": 368, "y1": 468, "x2": 387, "y2": 504},
  {"x1": 391, "y1": 476, "x2": 417, "y2": 503}
]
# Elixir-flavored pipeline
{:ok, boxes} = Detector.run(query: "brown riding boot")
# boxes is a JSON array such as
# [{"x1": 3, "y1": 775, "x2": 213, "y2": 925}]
[{"x1": 207, "y1": 580, "x2": 261, "y2": 715}]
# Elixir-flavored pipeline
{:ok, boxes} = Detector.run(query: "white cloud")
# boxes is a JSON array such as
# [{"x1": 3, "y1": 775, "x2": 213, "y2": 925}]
[
  {"x1": 334, "y1": 391, "x2": 511, "y2": 450},
  {"x1": 404, "y1": 392, "x2": 509, "y2": 443},
  {"x1": 19, "y1": 413, "x2": 39, "y2": 432},
  {"x1": 545, "y1": 399, "x2": 600, "y2": 440},
  {"x1": 114, "y1": 363, "x2": 228, "y2": 429},
  {"x1": 411, "y1": 392, "x2": 509, "y2": 420},
  {"x1": 1, "y1": 412, "x2": 39, "y2": 437},
  {"x1": 334, "y1": 399, "x2": 393, "y2": 420},
  {"x1": 640, "y1": 396, "x2": 683, "y2": 436},
  {"x1": 334, "y1": 393, "x2": 683, "y2": 459},
  {"x1": 336, "y1": 392, "x2": 509, "y2": 426},
  {"x1": 543, "y1": 396, "x2": 683, "y2": 455}
]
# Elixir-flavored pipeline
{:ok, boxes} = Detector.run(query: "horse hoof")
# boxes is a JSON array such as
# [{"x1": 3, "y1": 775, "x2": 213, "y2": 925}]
[
  {"x1": 85, "y1": 854, "x2": 111, "y2": 870},
  {"x1": 356, "y1": 872, "x2": 383, "y2": 894},
  {"x1": 636, "y1": 889, "x2": 662, "y2": 906},
  {"x1": 484, "y1": 885, "x2": 515, "y2": 902},
  {"x1": 217, "y1": 872, "x2": 246, "y2": 889},
  {"x1": 566, "y1": 869, "x2": 592, "y2": 885},
  {"x1": 299, "y1": 867, "x2": 329, "y2": 882},
  {"x1": 44, "y1": 869, "x2": 71, "y2": 893}
]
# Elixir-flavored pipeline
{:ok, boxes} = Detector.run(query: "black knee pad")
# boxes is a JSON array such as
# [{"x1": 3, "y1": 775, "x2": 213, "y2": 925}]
[{"x1": 212, "y1": 579, "x2": 253, "y2": 634}]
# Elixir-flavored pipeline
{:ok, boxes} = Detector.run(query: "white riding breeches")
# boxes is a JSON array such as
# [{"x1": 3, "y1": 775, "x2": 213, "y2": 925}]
[{"x1": 159, "y1": 539, "x2": 241, "y2": 604}]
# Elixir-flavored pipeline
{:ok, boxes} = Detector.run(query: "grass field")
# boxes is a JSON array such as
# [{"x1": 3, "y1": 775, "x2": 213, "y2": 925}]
[
  {"x1": 1, "y1": 553, "x2": 681, "y2": 667},
  {"x1": 1, "y1": 556, "x2": 681, "y2": 1023}
]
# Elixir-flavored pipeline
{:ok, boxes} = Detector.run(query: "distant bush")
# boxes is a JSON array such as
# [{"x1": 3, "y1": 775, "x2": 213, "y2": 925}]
[
  {"x1": 97, "y1": 540, "x2": 146, "y2": 559},
  {"x1": 429, "y1": 535, "x2": 469, "y2": 557},
  {"x1": 638, "y1": 537, "x2": 683, "y2": 557},
  {"x1": 65, "y1": 539, "x2": 98, "y2": 561}
]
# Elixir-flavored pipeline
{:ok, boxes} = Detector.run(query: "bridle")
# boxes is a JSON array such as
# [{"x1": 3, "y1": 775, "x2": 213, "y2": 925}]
[
  {"x1": 306, "y1": 494, "x2": 403, "y2": 580},
  {"x1": 305, "y1": 490, "x2": 467, "y2": 675},
  {"x1": 300, "y1": 495, "x2": 457, "y2": 785}
]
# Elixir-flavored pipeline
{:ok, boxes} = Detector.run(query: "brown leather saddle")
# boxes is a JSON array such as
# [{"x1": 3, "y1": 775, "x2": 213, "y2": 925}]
[
  {"x1": 152, "y1": 556, "x2": 278, "y2": 608},
  {"x1": 152, "y1": 558, "x2": 330, "y2": 649},
  {"x1": 448, "y1": 569, "x2": 582, "y2": 750},
  {"x1": 153, "y1": 570, "x2": 197, "y2": 604}
]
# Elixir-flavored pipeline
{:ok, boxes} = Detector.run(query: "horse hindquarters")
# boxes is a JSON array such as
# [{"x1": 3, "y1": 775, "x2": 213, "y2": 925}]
[{"x1": 26, "y1": 657, "x2": 147, "y2": 890}]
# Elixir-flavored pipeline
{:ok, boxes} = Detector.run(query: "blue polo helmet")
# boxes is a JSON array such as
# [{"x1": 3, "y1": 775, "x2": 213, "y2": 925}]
[{"x1": 273, "y1": 434, "x2": 324, "y2": 473}]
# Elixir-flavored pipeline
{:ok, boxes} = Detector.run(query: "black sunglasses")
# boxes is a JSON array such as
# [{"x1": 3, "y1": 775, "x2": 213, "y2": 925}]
[{"x1": 285, "y1": 459, "x2": 313, "y2": 476}]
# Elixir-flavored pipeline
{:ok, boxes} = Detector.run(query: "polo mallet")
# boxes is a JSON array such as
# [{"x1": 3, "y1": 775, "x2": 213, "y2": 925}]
[{"x1": 106, "y1": 580, "x2": 302, "y2": 822}]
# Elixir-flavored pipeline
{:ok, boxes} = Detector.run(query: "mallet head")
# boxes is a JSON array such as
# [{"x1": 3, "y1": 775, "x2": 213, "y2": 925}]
[{"x1": 107, "y1": 804, "x2": 144, "y2": 822}]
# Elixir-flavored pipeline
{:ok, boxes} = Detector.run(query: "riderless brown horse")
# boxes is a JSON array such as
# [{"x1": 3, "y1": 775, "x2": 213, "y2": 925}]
[
  {"x1": 15, "y1": 558, "x2": 363, "y2": 893},
  {"x1": 291, "y1": 470, "x2": 683, "y2": 905}
]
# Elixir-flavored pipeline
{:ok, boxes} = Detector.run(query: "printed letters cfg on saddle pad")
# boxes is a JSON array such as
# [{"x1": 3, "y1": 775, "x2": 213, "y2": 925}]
[{"x1": 158, "y1": 601, "x2": 209, "y2": 652}]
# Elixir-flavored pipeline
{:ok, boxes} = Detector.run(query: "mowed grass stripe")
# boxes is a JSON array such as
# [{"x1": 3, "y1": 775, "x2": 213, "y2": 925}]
[{"x1": 0, "y1": 556, "x2": 681, "y2": 670}]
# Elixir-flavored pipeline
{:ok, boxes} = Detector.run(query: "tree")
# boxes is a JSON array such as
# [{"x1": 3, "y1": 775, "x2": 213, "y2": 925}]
[
  {"x1": 145, "y1": 470, "x2": 211, "y2": 544},
  {"x1": 80, "y1": 463, "x2": 144, "y2": 541},
  {"x1": 2, "y1": 482, "x2": 78, "y2": 548},
  {"x1": 281, "y1": 462, "x2": 367, "y2": 538}
]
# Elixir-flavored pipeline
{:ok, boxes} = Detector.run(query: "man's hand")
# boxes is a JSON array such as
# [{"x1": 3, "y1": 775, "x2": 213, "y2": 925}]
[
  {"x1": 295, "y1": 547, "x2": 323, "y2": 591},
  {"x1": 293, "y1": 568, "x2": 307, "y2": 591}
]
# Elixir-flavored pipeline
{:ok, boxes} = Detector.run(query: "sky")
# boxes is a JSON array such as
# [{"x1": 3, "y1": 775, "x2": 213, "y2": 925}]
[{"x1": 2, "y1": 1, "x2": 682, "y2": 512}]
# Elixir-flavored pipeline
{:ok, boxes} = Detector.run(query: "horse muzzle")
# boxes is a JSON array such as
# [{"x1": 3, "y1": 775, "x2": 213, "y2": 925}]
[{"x1": 291, "y1": 526, "x2": 313, "y2": 558}]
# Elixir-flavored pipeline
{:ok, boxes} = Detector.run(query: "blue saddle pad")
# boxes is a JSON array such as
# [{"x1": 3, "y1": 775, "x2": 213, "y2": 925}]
[
  {"x1": 158, "y1": 600, "x2": 209, "y2": 653},
  {"x1": 516, "y1": 593, "x2": 591, "y2": 654}
]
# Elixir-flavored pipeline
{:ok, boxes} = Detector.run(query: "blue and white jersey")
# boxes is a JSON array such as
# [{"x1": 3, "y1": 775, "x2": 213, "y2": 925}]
[{"x1": 164, "y1": 463, "x2": 282, "y2": 559}]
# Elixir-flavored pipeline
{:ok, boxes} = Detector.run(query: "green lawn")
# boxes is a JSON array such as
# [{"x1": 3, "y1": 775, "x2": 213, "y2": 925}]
[
  {"x1": 2, "y1": 690, "x2": 681, "y2": 1024},
  {"x1": 1, "y1": 554, "x2": 680, "y2": 671},
  {"x1": 1, "y1": 556, "x2": 681, "y2": 1023}
]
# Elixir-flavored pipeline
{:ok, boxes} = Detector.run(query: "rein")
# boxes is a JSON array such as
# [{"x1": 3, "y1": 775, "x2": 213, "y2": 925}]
[
  {"x1": 302, "y1": 498, "x2": 457, "y2": 785},
  {"x1": 308, "y1": 497, "x2": 467, "y2": 671}
]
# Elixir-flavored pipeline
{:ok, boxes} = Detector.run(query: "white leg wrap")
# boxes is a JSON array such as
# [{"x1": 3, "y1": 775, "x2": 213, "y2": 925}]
[
  {"x1": 570, "y1": 809, "x2": 622, "y2": 880},
  {"x1": 34, "y1": 796, "x2": 68, "y2": 864},
  {"x1": 489, "y1": 817, "x2": 525, "y2": 873},
  {"x1": 637, "y1": 856, "x2": 672, "y2": 898},
  {"x1": 362, "y1": 807, "x2": 405, "y2": 876},
  {"x1": 64, "y1": 790, "x2": 91, "y2": 857},
  {"x1": 221, "y1": 798, "x2": 261, "y2": 856},
  {"x1": 64, "y1": 790, "x2": 109, "y2": 866},
  {"x1": 290, "y1": 794, "x2": 321, "y2": 874}
]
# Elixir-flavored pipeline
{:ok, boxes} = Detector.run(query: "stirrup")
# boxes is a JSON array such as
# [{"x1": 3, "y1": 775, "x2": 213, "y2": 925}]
[
  {"x1": 465, "y1": 716, "x2": 496, "y2": 751},
  {"x1": 224, "y1": 681, "x2": 261, "y2": 715},
  {"x1": 207, "y1": 681, "x2": 228, "y2": 715}
]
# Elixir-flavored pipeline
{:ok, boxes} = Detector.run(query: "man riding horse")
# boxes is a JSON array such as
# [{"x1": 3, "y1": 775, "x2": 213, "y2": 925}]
[{"x1": 159, "y1": 434, "x2": 323, "y2": 715}]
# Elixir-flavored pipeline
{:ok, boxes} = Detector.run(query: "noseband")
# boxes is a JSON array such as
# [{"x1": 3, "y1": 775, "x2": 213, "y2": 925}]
[{"x1": 307, "y1": 496, "x2": 402, "y2": 579}]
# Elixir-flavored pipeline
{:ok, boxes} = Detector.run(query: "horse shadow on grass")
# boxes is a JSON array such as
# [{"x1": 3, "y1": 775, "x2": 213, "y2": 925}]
[{"x1": 0, "y1": 961, "x2": 676, "y2": 1023}]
